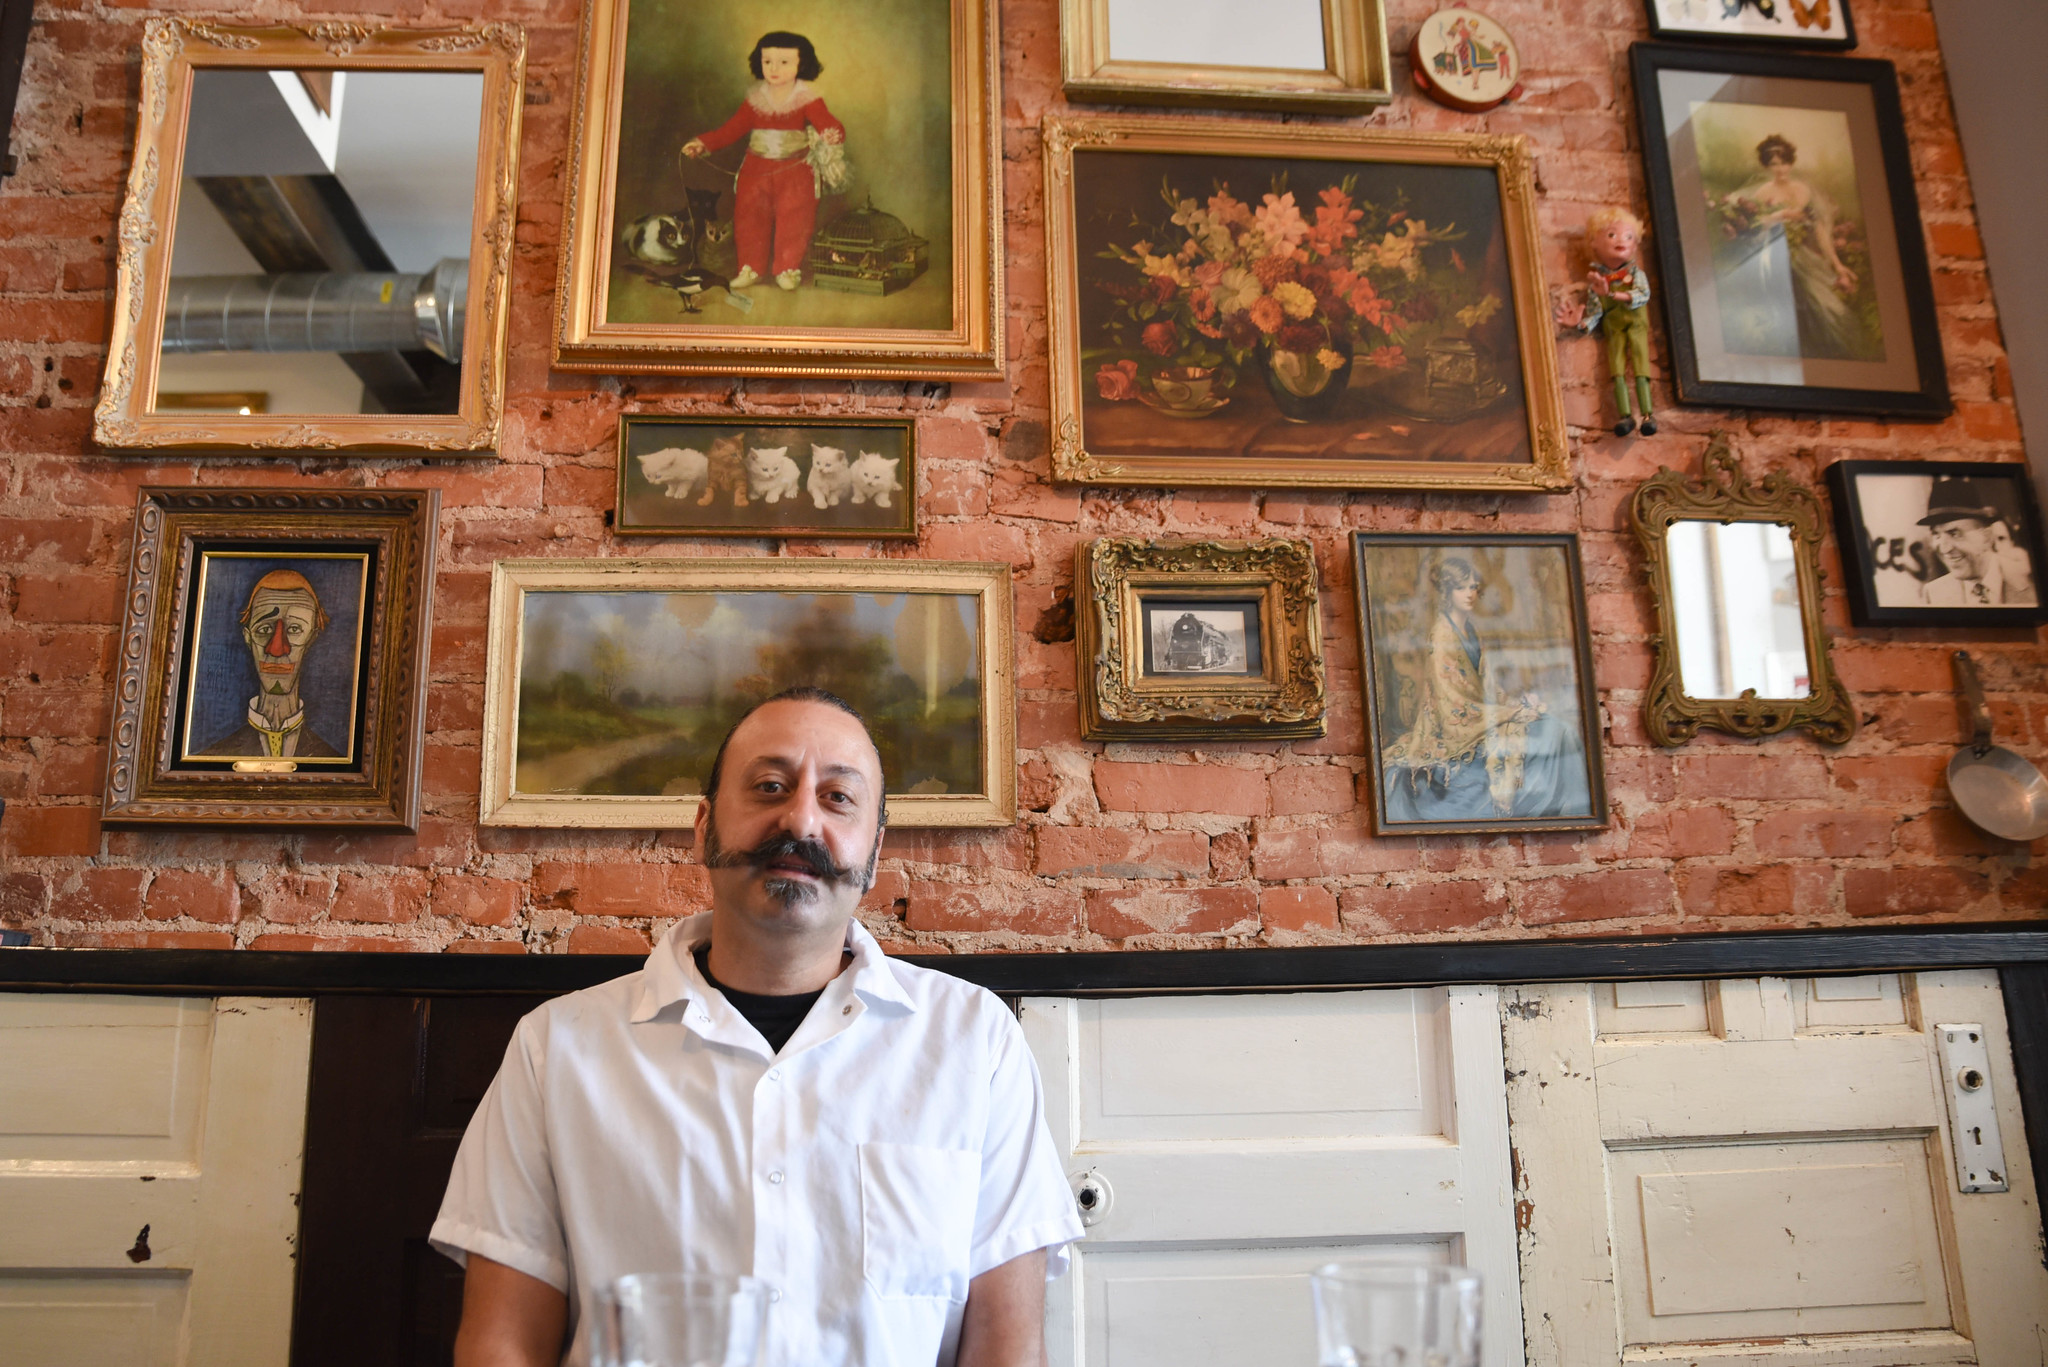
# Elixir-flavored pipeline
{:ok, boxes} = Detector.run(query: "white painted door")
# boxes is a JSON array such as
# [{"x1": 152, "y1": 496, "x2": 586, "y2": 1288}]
[
  {"x1": 1021, "y1": 988, "x2": 1522, "y2": 1367},
  {"x1": 0, "y1": 994, "x2": 314, "y2": 1367},
  {"x1": 1506, "y1": 971, "x2": 2048, "y2": 1367}
]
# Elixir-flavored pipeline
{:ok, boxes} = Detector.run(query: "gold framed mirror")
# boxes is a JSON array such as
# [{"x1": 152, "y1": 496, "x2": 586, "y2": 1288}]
[
  {"x1": 1629, "y1": 435, "x2": 1857, "y2": 747},
  {"x1": 94, "y1": 21, "x2": 525, "y2": 454}
]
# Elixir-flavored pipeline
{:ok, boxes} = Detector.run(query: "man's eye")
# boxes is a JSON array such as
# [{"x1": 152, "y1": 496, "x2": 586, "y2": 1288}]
[{"x1": 756, "y1": 780, "x2": 785, "y2": 794}]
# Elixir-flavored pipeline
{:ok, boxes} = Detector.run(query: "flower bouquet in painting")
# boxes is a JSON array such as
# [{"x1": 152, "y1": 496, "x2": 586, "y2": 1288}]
[{"x1": 1088, "y1": 174, "x2": 1512, "y2": 426}]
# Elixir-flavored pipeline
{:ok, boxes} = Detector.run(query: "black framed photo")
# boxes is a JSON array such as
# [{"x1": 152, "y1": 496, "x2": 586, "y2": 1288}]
[
  {"x1": 1353, "y1": 532, "x2": 1606, "y2": 835},
  {"x1": 1632, "y1": 44, "x2": 1947, "y2": 419},
  {"x1": 1826, "y1": 461, "x2": 2048, "y2": 627},
  {"x1": 1644, "y1": 0, "x2": 1855, "y2": 50},
  {"x1": 615, "y1": 415, "x2": 916, "y2": 539}
]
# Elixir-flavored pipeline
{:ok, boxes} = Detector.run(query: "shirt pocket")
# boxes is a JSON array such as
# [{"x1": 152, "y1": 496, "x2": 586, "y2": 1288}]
[{"x1": 858, "y1": 1142, "x2": 980, "y2": 1301}]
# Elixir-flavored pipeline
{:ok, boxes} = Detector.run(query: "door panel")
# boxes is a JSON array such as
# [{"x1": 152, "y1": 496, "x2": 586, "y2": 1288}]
[
  {"x1": 1024, "y1": 987, "x2": 1521, "y2": 1367},
  {"x1": 0, "y1": 995, "x2": 312, "y2": 1367},
  {"x1": 1507, "y1": 971, "x2": 2048, "y2": 1367}
]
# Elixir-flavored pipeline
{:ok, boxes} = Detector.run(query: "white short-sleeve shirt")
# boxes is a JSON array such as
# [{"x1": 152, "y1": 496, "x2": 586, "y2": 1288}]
[{"x1": 430, "y1": 914, "x2": 1083, "y2": 1367}]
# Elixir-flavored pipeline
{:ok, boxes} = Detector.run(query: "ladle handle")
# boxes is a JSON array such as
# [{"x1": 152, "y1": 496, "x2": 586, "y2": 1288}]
[{"x1": 1954, "y1": 650, "x2": 1995, "y2": 753}]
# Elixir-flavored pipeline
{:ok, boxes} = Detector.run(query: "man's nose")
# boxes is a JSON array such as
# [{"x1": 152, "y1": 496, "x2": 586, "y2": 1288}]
[
  {"x1": 775, "y1": 783, "x2": 826, "y2": 840},
  {"x1": 265, "y1": 618, "x2": 291, "y2": 657}
]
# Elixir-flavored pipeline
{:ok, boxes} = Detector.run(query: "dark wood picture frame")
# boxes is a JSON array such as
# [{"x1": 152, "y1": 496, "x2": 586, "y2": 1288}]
[
  {"x1": 1643, "y1": 0, "x2": 1856, "y2": 50},
  {"x1": 1631, "y1": 44, "x2": 1947, "y2": 419},
  {"x1": 102, "y1": 488, "x2": 439, "y2": 830},
  {"x1": 1352, "y1": 531, "x2": 1607, "y2": 836},
  {"x1": 1826, "y1": 459, "x2": 2048, "y2": 628},
  {"x1": 614, "y1": 414, "x2": 917, "y2": 539}
]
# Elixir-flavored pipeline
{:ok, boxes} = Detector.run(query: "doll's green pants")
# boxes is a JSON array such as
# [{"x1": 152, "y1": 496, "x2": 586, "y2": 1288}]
[{"x1": 1602, "y1": 304, "x2": 1653, "y2": 417}]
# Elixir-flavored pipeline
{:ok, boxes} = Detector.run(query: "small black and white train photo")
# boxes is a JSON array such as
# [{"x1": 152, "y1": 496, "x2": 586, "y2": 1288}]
[
  {"x1": 1140, "y1": 600, "x2": 1263, "y2": 677},
  {"x1": 1828, "y1": 461, "x2": 2048, "y2": 627}
]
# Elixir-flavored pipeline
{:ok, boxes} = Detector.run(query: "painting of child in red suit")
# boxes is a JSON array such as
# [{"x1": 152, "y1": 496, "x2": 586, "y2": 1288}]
[{"x1": 681, "y1": 31, "x2": 845, "y2": 292}]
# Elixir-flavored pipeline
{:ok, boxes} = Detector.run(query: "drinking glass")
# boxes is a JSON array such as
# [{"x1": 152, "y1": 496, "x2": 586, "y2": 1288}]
[
  {"x1": 587, "y1": 1272, "x2": 771, "y2": 1367},
  {"x1": 1309, "y1": 1261, "x2": 1482, "y2": 1367}
]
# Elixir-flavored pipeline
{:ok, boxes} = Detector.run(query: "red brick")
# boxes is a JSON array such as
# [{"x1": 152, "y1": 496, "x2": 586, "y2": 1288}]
[
  {"x1": 1034, "y1": 827, "x2": 1209, "y2": 879},
  {"x1": 1843, "y1": 866, "x2": 1991, "y2": 918},
  {"x1": 920, "y1": 520, "x2": 1028, "y2": 565},
  {"x1": 1752, "y1": 809, "x2": 1894, "y2": 859},
  {"x1": 1094, "y1": 762, "x2": 1267, "y2": 816},
  {"x1": 532, "y1": 862, "x2": 672, "y2": 917},
  {"x1": 1210, "y1": 830, "x2": 1251, "y2": 880},
  {"x1": 145, "y1": 868, "x2": 237, "y2": 923},
  {"x1": 434, "y1": 873, "x2": 523, "y2": 926},
  {"x1": 333, "y1": 870, "x2": 431, "y2": 924},
  {"x1": 0, "y1": 517, "x2": 94, "y2": 564},
  {"x1": 446, "y1": 939, "x2": 528, "y2": 954},
  {"x1": 1268, "y1": 765, "x2": 1358, "y2": 816},
  {"x1": 1519, "y1": 867, "x2": 1675, "y2": 926},
  {"x1": 859, "y1": 868, "x2": 910, "y2": 915},
  {"x1": 1830, "y1": 754, "x2": 1951, "y2": 804},
  {"x1": 50, "y1": 867, "x2": 148, "y2": 921},
  {"x1": 1252, "y1": 825, "x2": 1421, "y2": 880},
  {"x1": 904, "y1": 882, "x2": 1081, "y2": 936},
  {"x1": 1260, "y1": 884, "x2": 1338, "y2": 931},
  {"x1": 1674, "y1": 753, "x2": 1829, "y2": 801},
  {"x1": 14, "y1": 575, "x2": 121, "y2": 624},
  {"x1": 1086, "y1": 886, "x2": 1257, "y2": 939},
  {"x1": 247, "y1": 932, "x2": 412, "y2": 952},
  {"x1": 0, "y1": 872, "x2": 48, "y2": 920},
  {"x1": 882, "y1": 827, "x2": 1034, "y2": 871},
  {"x1": 1678, "y1": 864, "x2": 1833, "y2": 920},
  {"x1": 1623, "y1": 806, "x2": 1737, "y2": 860},
  {"x1": 1017, "y1": 696, "x2": 1079, "y2": 751},
  {"x1": 238, "y1": 871, "x2": 335, "y2": 924},
  {"x1": 1340, "y1": 880, "x2": 1507, "y2": 934},
  {"x1": 31, "y1": 743, "x2": 103, "y2": 797},
  {"x1": 567, "y1": 924, "x2": 654, "y2": 954},
  {"x1": 2, "y1": 805, "x2": 100, "y2": 856},
  {"x1": 57, "y1": 930, "x2": 236, "y2": 950}
]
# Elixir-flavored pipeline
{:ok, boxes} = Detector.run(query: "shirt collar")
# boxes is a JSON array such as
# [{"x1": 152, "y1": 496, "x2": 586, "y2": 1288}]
[{"x1": 629, "y1": 911, "x2": 915, "y2": 1024}]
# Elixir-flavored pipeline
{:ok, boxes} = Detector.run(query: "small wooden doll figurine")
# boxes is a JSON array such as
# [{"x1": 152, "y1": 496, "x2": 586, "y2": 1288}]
[{"x1": 1555, "y1": 207, "x2": 1656, "y2": 437}]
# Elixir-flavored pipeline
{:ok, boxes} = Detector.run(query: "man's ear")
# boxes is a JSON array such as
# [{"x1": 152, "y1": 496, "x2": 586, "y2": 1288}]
[{"x1": 693, "y1": 794, "x2": 712, "y2": 853}]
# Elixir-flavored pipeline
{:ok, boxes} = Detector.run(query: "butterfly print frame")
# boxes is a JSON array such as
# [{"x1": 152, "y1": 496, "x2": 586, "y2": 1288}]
[{"x1": 1643, "y1": 0, "x2": 1855, "y2": 50}]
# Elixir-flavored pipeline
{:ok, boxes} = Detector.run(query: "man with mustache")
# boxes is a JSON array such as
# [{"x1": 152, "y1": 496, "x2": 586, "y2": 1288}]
[
  {"x1": 1918, "y1": 480, "x2": 2038, "y2": 607},
  {"x1": 194, "y1": 568, "x2": 343, "y2": 759},
  {"x1": 433, "y1": 687, "x2": 1080, "y2": 1367}
]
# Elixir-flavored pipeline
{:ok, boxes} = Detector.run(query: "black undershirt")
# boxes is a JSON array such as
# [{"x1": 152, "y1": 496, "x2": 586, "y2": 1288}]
[{"x1": 694, "y1": 946, "x2": 825, "y2": 1054}]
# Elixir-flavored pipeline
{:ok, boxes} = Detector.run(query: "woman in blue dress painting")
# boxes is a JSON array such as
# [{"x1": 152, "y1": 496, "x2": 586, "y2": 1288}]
[{"x1": 1381, "y1": 557, "x2": 1591, "y2": 823}]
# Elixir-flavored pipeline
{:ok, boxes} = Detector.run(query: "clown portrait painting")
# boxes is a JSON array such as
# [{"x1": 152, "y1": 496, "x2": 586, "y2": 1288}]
[{"x1": 181, "y1": 553, "x2": 370, "y2": 766}]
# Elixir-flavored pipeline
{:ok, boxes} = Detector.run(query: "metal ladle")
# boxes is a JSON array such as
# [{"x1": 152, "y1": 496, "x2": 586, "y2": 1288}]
[{"x1": 1947, "y1": 651, "x2": 2048, "y2": 842}]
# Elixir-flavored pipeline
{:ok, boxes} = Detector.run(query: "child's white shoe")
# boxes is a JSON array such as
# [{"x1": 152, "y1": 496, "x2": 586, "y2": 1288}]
[
  {"x1": 730, "y1": 266, "x2": 760, "y2": 289},
  {"x1": 776, "y1": 269, "x2": 802, "y2": 290}
]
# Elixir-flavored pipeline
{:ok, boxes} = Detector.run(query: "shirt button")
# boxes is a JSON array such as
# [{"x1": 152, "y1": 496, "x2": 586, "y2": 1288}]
[
  {"x1": 767, "y1": 1068, "x2": 781, "y2": 1082},
  {"x1": 768, "y1": 1288, "x2": 782, "y2": 1303},
  {"x1": 768, "y1": 1170, "x2": 784, "y2": 1185},
  {"x1": 842, "y1": 1004, "x2": 853, "y2": 1015}
]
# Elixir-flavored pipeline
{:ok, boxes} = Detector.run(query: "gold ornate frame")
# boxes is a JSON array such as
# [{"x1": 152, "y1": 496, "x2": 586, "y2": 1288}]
[
  {"x1": 94, "y1": 20, "x2": 525, "y2": 455},
  {"x1": 102, "y1": 487, "x2": 439, "y2": 829},
  {"x1": 1043, "y1": 115, "x2": 1570, "y2": 492},
  {"x1": 1059, "y1": 0, "x2": 1391, "y2": 112},
  {"x1": 480, "y1": 559, "x2": 1017, "y2": 829},
  {"x1": 1076, "y1": 538, "x2": 1326, "y2": 740},
  {"x1": 1629, "y1": 436, "x2": 1857, "y2": 747},
  {"x1": 552, "y1": 0, "x2": 1004, "y2": 379}
]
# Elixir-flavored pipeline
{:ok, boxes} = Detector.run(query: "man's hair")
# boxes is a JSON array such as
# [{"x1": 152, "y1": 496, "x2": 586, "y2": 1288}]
[
  {"x1": 238, "y1": 569, "x2": 330, "y2": 636},
  {"x1": 749, "y1": 31, "x2": 823, "y2": 81},
  {"x1": 701, "y1": 685, "x2": 888, "y2": 827}
]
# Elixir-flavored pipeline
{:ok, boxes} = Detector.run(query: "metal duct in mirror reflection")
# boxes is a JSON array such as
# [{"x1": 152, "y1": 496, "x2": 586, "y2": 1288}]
[{"x1": 159, "y1": 257, "x2": 467, "y2": 359}]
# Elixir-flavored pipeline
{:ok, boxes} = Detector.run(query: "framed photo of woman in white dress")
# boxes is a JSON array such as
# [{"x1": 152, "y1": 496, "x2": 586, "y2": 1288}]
[
  {"x1": 1631, "y1": 45, "x2": 1947, "y2": 419},
  {"x1": 1353, "y1": 532, "x2": 1606, "y2": 836}
]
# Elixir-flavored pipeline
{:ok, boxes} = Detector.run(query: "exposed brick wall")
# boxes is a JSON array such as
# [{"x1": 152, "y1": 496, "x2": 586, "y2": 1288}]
[{"x1": 0, "y1": 0, "x2": 2041, "y2": 955}]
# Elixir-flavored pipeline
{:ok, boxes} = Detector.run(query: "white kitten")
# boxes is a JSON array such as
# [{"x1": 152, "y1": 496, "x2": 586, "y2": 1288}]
[
  {"x1": 744, "y1": 445, "x2": 802, "y2": 504},
  {"x1": 806, "y1": 444, "x2": 852, "y2": 510},
  {"x1": 638, "y1": 446, "x2": 708, "y2": 501},
  {"x1": 849, "y1": 452, "x2": 902, "y2": 508}
]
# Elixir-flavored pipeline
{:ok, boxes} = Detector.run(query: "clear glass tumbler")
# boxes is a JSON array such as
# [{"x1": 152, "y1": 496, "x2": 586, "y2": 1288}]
[
  {"x1": 587, "y1": 1272, "x2": 771, "y2": 1367},
  {"x1": 1308, "y1": 1261, "x2": 1482, "y2": 1367}
]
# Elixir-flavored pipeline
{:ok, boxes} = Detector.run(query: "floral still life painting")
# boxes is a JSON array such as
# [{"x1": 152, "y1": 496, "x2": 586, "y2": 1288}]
[
  {"x1": 1045, "y1": 118, "x2": 1567, "y2": 492},
  {"x1": 1353, "y1": 533, "x2": 1605, "y2": 835}
]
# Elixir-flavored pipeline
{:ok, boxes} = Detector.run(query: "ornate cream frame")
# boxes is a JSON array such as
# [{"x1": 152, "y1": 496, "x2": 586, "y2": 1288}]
[
  {"x1": 552, "y1": 0, "x2": 1004, "y2": 379},
  {"x1": 94, "y1": 20, "x2": 525, "y2": 454},
  {"x1": 480, "y1": 558, "x2": 1017, "y2": 829},
  {"x1": 1060, "y1": 0, "x2": 1391, "y2": 113},
  {"x1": 1076, "y1": 538, "x2": 1326, "y2": 740},
  {"x1": 1629, "y1": 435, "x2": 1857, "y2": 748},
  {"x1": 1043, "y1": 115, "x2": 1571, "y2": 492}
]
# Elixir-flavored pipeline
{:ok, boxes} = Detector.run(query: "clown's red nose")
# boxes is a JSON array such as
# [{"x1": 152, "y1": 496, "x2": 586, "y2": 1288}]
[{"x1": 265, "y1": 617, "x2": 291, "y2": 657}]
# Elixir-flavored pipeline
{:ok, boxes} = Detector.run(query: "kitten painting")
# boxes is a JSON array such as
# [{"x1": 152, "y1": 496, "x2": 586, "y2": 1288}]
[
  {"x1": 637, "y1": 446, "x2": 708, "y2": 501},
  {"x1": 698, "y1": 433, "x2": 748, "y2": 508},
  {"x1": 745, "y1": 445, "x2": 803, "y2": 504},
  {"x1": 806, "y1": 445, "x2": 853, "y2": 509},
  {"x1": 849, "y1": 452, "x2": 903, "y2": 508}
]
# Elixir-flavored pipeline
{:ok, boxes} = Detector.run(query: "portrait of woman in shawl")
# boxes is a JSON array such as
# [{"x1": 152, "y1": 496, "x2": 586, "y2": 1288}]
[{"x1": 1357, "y1": 539, "x2": 1604, "y2": 834}]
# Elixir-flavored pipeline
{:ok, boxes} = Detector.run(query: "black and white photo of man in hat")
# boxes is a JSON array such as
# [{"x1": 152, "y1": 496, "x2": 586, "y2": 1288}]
[{"x1": 1915, "y1": 478, "x2": 2037, "y2": 607}]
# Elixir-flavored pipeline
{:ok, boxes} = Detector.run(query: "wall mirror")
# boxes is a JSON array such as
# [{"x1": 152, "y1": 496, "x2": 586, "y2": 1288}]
[
  {"x1": 1630, "y1": 436, "x2": 1856, "y2": 747},
  {"x1": 1059, "y1": 0, "x2": 1390, "y2": 112},
  {"x1": 95, "y1": 21, "x2": 525, "y2": 454}
]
